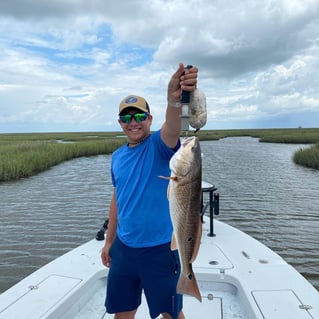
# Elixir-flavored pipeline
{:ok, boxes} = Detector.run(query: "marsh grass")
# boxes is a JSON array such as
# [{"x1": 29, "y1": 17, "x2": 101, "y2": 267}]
[
  {"x1": 1, "y1": 128, "x2": 318, "y2": 182},
  {"x1": 293, "y1": 143, "x2": 319, "y2": 170},
  {"x1": 195, "y1": 128, "x2": 319, "y2": 143},
  {"x1": 194, "y1": 128, "x2": 319, "y2": 170},
  {"x1": 0, "y1": 133, "x2": 125, "y2": 182}
]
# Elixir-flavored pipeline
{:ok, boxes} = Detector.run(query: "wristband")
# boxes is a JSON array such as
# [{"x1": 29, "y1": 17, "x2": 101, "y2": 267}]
[{"x1": 167, "y1": 100, "x2": 182, "y2": 108}]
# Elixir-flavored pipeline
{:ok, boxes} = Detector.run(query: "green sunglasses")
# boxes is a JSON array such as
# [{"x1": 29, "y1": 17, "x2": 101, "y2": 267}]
[{"x1": 119, "y1": 112, "x2": 149, "y2": 124}]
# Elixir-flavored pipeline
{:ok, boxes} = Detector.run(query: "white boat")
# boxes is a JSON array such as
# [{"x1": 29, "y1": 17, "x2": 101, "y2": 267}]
[{"x1": 0, "y1": 182, "x2": 318, "y2": 319}]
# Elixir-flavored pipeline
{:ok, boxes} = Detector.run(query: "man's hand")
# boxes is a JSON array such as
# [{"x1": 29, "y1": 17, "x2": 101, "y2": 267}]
[
  {"x1": 167, "y1": 63, "x2": 198, "y2": 104},
  {"x1": 101, "y1": 243, "x2": 111, "y2": 268}
]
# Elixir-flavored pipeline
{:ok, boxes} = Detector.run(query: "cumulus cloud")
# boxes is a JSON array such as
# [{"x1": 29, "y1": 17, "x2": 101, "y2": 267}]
[{"x1": 0, "y1": 0, "x2": 319, "y2": 132}]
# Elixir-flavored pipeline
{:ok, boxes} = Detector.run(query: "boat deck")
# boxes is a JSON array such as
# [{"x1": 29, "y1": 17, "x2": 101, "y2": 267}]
[
  {"x1": 74, "y1": 276, "x2": 246, "y2": 319},
  {"x1": 1, "y1": 217, "x2": 318, "y2": 319}
]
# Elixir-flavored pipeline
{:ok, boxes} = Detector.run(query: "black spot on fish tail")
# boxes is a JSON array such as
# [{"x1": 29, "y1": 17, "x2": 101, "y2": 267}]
[
  {"x1": 188, "y1": 273, "x2": 193, "y2": 280},
  {"x1": 187, "y1": 237, "x2": 193, "y2": 242}
]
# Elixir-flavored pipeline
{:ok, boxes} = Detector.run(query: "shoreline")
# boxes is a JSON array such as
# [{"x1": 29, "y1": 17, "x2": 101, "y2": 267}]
[{"x1": 1, "y1": 128, "x2": 318, "y2": 182}]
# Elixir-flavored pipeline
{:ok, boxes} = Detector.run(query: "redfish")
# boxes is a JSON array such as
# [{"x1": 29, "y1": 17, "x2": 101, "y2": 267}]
[{"x1": 168, "y1": 136, "x2": 202, "y2": 302}]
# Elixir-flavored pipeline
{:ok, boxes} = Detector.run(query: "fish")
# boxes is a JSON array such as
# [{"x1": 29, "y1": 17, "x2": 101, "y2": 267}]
[
  {"x1": 189, "y1": 88, "x2": 207, "y2": 131},
  {"x1": 168, "y1": 136, "x2": 202, "y2": 302}
]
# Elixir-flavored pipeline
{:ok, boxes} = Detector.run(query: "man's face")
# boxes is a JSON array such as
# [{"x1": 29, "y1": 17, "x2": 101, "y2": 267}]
[{"x1": 118, "y1": 108, "x2": 153, "y2": 143}]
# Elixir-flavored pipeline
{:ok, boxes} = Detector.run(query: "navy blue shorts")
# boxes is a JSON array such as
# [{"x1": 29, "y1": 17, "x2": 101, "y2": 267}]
[{"x1": 105, "y1": 237, "x2": 183, "y2": 319}]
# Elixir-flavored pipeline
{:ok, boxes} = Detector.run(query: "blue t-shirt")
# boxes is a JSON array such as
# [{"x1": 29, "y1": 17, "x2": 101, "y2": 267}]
[{"x1": 111, "y1": 130, "x2": 180, "y2": 248}]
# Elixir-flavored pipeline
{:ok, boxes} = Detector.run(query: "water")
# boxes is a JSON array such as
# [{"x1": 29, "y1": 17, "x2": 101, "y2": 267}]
[
  {"x1": 0, "y1": 137, "x2": 318, "y2": 293},
  {"x1": 0, "y1": 156, "x2": 113, "y2": 292}
]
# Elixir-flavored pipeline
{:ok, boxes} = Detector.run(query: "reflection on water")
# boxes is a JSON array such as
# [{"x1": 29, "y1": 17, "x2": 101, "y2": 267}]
[{"x1": 0, "y1": 137, "x2": 318, "y2": 293}]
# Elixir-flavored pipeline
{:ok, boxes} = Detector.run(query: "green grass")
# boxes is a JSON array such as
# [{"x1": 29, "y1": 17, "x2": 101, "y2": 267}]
[
  {"x1": 293, "y1": 143, "x2": 319, "y2": 170},
  {"x1": 1, "y1": 128, "x2": 318, "y2": 182},
  {"x1": 195, "y1": 128, "x2": 319, "y2": 144},
  {"x1": 0, "y1": 132, "x2": 125, "y2": 182},
  {"x1": 195, "y1": 128, "x2": 319, "y2": 170}
]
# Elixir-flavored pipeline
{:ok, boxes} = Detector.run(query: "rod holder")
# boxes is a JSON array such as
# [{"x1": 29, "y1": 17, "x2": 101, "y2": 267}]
[{"x1": 201, "y1": 181, "x2": 219, "y2": 237}]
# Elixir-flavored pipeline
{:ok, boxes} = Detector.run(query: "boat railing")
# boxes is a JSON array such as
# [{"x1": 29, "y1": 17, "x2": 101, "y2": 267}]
[{"x1": 95, "y1": 181, "x2": 219, "y2": 241}]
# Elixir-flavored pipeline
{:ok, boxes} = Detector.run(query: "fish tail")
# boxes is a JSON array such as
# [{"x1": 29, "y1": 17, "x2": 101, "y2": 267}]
[{"x1": 177, "y1": 268, "x2": 202, "y2": 302}]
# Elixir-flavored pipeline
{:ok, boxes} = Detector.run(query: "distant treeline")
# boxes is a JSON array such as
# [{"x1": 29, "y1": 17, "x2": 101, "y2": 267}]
[{"x1": 0, "y1": 128, "x2": 318, "y2": 182}]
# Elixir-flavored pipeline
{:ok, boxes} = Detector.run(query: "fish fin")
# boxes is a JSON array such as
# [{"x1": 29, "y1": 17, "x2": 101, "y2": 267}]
[
  {"x1": 177, "y1": 267, "x2": 202, "y2": 302},
  {"x1": 190, "y1": 216, "x2": 202, "y2": 263},
  {"x1": 158, "y1": 175, "x2": 170, "y2": 180},
  {"x1": 170, "y1": 234, "x2": 178, "y2": 251},
  {"x1": 159, "y1": 176, "x2": 177, "y2": 200},
  {"x1": 158, "y1": 175, "x2": 178, "y2": 181}
]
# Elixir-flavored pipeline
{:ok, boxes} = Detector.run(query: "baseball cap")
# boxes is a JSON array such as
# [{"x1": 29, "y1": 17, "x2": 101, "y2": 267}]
[{"x1": 119, "y1": 95, "x2": 150, "y2": 115}]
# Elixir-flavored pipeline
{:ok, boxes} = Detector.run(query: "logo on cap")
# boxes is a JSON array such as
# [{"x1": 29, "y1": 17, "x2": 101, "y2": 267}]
[{"x1": 125, "y1": 96, "x2": 138, "y2": 104}]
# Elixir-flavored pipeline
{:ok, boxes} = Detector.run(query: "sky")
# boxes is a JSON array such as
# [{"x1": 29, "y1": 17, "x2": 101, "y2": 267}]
[{"x1": 0, "y1": 0, "x2": 319, "y2": 133}]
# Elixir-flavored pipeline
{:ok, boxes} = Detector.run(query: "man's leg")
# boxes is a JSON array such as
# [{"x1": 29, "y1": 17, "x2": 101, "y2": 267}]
[
  {"x1": 114, "y1": 309, "x2": 137, "y2": 319},
  {"x1": 140, "y1": 244, "x2": 183, "y2": 319},
  {"x1": 106, "y1": 238, "x2": 142, "y2": 316},
  {"x1": 161, "y1": 310, "x2": 185, "y2": 319}
]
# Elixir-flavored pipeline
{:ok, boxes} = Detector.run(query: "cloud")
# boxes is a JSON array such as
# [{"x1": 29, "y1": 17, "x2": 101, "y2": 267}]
[{"x1": 0, "y1": 0, "x2": 319, "y2": 132}]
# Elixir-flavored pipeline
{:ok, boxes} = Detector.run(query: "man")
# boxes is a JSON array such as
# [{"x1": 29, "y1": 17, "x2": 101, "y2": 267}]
[{"x1": 101, "y1": 63, "x2": 198, "y2": 319}]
